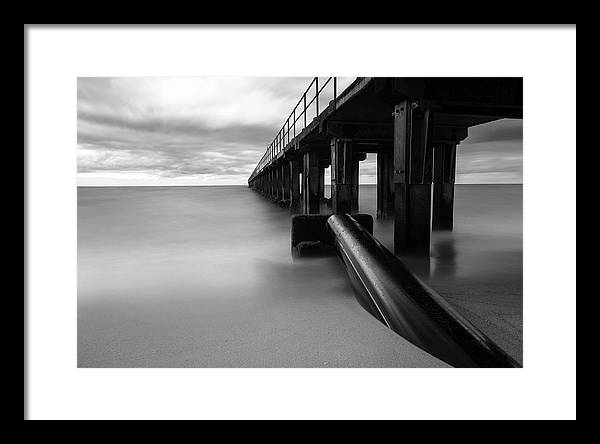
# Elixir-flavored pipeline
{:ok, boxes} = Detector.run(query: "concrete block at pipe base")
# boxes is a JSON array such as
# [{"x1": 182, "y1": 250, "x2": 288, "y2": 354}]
[
  {"x1": 296, "y1": 241, "x2": 337, "y2": 258},
  {"x1": 291, "y1": 214, "x2": 373, "y2": 257}
]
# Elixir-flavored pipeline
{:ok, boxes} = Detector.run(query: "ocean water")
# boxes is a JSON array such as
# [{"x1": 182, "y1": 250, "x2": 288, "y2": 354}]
[
  {"x1": 364, "y1": 184, "x2": 523, "y2": 364},
  {"x1": 78, "y1": 185, "x2": 522, "y2": 367}
]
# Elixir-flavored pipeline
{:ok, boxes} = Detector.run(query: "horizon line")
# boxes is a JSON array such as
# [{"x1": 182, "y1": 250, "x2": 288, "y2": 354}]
[{"x1": 77, "y1": 183, "x2": 523, "y2": 187}]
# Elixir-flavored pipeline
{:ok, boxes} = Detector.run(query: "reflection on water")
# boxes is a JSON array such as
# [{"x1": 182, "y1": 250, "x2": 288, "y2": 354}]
[
  {"x1": 431, "y1": 232, "x2": 457, "y2": 278},
  {"x1": 356, "y1": 184, "x2": 522, "y2": 280}
]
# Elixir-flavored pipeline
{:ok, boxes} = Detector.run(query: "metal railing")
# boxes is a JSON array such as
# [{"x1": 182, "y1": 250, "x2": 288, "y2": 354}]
[{"x1": 249, "y1": 77, "x2": 340, "y2": 182}]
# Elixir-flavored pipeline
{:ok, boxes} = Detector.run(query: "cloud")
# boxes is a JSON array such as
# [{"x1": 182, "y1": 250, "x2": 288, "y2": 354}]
[
  {"x1": 77, "y1": 77, "x2": 319, "y2": 185},
  {"x1": 77, "y1": 78, "x2": 522, "y2": 186}
]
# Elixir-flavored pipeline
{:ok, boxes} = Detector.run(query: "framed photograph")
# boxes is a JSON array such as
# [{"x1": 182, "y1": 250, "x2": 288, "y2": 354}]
[{"x1": 25, "y1": 24, "x2": 577, "y2": 420}]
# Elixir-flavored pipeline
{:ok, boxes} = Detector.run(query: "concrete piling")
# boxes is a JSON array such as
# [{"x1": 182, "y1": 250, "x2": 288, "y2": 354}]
[
  {"x1": 302, "y1": 151, "x2": 321, "y2": 214},
  {"x1": 330, "y1": 138, "x2": 354, "y2": 214},
  {"x1": 432, "y1": 143, "x2": 456, "y2": 231},
  {"x1": 377, "y1": 149, "x2": 394, "y2": 218},
  {"x1": 393, "y1": 100, "x2": 433, "y2": 256}
]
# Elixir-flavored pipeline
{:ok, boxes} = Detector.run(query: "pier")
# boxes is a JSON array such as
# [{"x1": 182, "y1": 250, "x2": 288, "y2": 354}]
[
  {"x1": 248, "y1": 77, "x2": 523, "y2": 255},
  {"x1": 248, "y1": 77, "x2": 523, "y2": 367}
]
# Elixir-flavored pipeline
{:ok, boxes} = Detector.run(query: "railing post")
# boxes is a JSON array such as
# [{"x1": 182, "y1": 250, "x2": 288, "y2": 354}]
[
  {"x1": 303, "y1": 93, "x2": 307, "y2": 128},
  {"x1": 315, "y1": 77, "x2": 319, "y2": 116},
  {"x1": 252, "y1": 76, "x2": 351, "y2": 195},
  {"x1": 333, "y1": 77, "x2": 337, "y2": 108}
]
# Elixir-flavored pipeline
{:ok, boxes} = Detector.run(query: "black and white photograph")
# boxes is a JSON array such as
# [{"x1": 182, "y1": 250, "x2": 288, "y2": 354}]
[
  {"x1": 77, "y1": 76, "x2": 523, "y2": 368},
  {"x1": 25, "y1": 25, "x2": 576, "y2": 420}
]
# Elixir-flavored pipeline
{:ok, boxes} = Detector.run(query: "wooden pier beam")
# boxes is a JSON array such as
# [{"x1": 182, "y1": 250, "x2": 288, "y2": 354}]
[
  {"x1": 351, "y1": 152, "x2": 366, "y2": 213},
  {"x1": 393, "y1": 100, "x2": 434, "y2": 256},
  {"x1": 331, "y1": 138, "x2": 354, "y2": 214},
  {"x1": 302, "y1": 151, "x2": 321, "y2": 214},
  {"x1": 270, "y1": 169, "x2": 275, "y2": 199},
  {"x1": 282, "y1": 161, "x2": 290, "y2": 202},
  {"x1": 265, "y1": 171, "x2": 269, "y2": 197},
  {"x1": 319, "y1": 166, "x2": 325, "y2": 203},
  {"x1": 278, "y1": 164, "x2": 284, "y2": 202},
  {"x1": 274, "y1": 167, "x2": 280, "y2": 201},
  {"x1": 377, "y1": 148, "x2": 395, "y2": 218},
  {"x1": 290, "y1": 159, "x2": 300, "y2": 210},
  {"x1": 432, "y1": 142, "x2": 457, "y2": 231}
]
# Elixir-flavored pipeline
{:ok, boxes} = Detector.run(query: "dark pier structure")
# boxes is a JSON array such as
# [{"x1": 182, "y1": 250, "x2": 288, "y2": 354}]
[
  {"x1": 248, "y1": 77, "x2": 522, "y2": 367},
  {"x1": 248, "y1": 77, "x2": 522, "y2": 255}
]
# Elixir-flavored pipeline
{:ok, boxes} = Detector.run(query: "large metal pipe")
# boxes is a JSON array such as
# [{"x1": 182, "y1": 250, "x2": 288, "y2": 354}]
[{"x1": 327, "y1": 214, "x2": 519, "y2": 368}]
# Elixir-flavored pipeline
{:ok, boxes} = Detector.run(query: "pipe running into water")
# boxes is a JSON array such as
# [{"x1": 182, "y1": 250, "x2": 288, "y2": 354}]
[{"x1": 326, "y1": 214, "x2": 519, "y2": 368}]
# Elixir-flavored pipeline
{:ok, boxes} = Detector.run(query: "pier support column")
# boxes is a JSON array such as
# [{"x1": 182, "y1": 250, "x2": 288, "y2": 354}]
[
  {"x1": 351, "y1": 152, "x2": 366, "y2": 213},
  {"x1": 290, "y1": 159, "x2": 300, "y2": 210},
  {"x1": 377, "y1": 149, "x2": 395, "y2": 218},
  {"x1": 331, "y1": 138, "x2": 355, "y2": 214},
  {"x1": 273, "y1": 167, "x2": 279, "y2": 201},
  {"x1": 319, "y1": 166, "x2": 325, "y2": 203},
  {"x1": 277, "y1": 165, "x2": 283, "y2": 201},
  {"x1": 265, "y1": 171, "x2": 270, "y2": 197},
  {"x1": 282, "y1": 161, "x2": 290, "y2": 202},
  {"x1": 432, "y1": 143, "x2": 456, "y2": 231},
  {"x1": 302, "y1": 151, "x2": 321, "y2": 214},
  {"x1": 393, "y1": 100, "x2": 434, "y2": 256}
]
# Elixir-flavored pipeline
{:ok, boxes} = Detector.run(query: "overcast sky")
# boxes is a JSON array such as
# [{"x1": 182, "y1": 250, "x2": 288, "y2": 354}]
[{"x1": 77, "y1": 77, "x2": 522, "y2": 186}]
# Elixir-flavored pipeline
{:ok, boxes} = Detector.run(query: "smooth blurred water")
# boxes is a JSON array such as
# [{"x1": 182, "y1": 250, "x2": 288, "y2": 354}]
[
  {"x1": 78, "y1": 185, "x2": 522, "y2": 367},
  {"x1": 360, "y1": 184, "x2": 523, "y2": 363}
]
